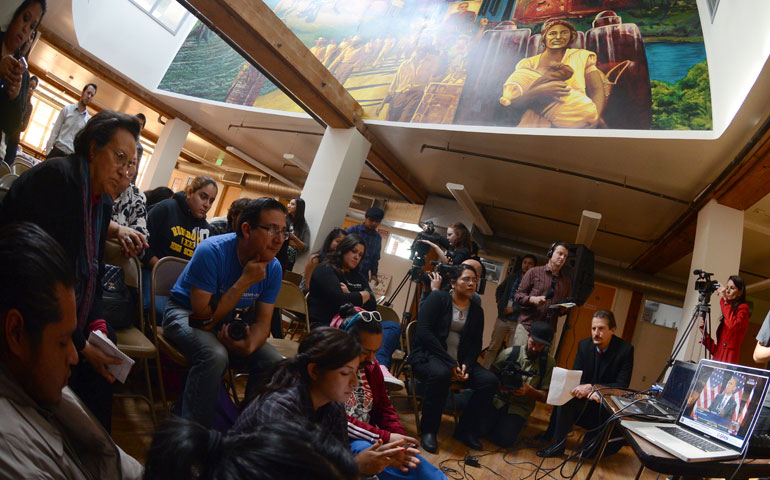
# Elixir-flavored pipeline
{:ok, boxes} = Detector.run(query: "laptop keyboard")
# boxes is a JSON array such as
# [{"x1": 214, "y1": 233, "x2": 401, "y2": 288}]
[{"x1": 658, "y1": 427, "x2": 723, "y2": 452}]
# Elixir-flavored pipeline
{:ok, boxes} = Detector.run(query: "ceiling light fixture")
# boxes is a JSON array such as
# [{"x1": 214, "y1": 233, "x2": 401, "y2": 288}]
[
  {"x1": 446, "y1": 183, "x2": 493, "y2": 236},
  {"x1": 575, "y1": 210, "x2": 602, "y2": 247},
  {"x1": 226, "y1": 146, "x2": 302, "y2": 190}
]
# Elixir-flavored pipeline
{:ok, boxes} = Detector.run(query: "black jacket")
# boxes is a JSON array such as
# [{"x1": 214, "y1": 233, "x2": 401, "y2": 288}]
[
  {"x1": 0, "y1": 155, "x2": 111, "y2": 351},
  {"x1": 144, "y1": 191, "x2": 211, "y2": 265},
  {"x1": 410, "y1": 289, "x2": 485, "y2": 370},
  {"x1": 573, "y1": 335, "x2": 634, "y2": 388},
  {"x1": 0, "y1": 31, "x2": 30, "y2": 138},
  {"x1": 307, "y1": 263, "x2": 376, "y2": 326},
  {"x1": 495, "y1": 271, "x2": 519, "y2": 318}
]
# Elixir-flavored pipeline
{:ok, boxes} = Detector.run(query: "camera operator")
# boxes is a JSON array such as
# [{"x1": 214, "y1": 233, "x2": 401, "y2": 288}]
[
  {"x1": 699, "y1": 275, "x2": 749, "y2": 364},
  {"x1": 421, "y1": 258, "x2": 484, "y2": 305},
  {"x1": 480, "y1": 322, "x2": 555, "y2": 447},
  {"x1": 162, "y1": 198, "x2": 286, "y2": 428},
  {"x1": 418, "y1": 222, "x2": 472, "y2": 265}
]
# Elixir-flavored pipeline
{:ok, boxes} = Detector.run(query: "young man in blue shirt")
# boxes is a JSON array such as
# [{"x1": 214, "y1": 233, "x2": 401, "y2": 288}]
[
  {"x1": 163, "y1": 198, "x2": 287, "y2": 427},
  {"x1": 346, "y1": 207, "x2": 384, "y2": 285}
]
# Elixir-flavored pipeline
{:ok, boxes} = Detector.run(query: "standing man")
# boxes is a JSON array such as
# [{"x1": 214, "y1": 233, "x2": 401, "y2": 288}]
[
  {"x1": 484, "y1": 254, "x2": 537, "y2": 368},
  {"x1": 162, "y1": 198, "x2": 286, "y2": 428},
  {"x1": 346, "y1": 207, "x2": 384, "y2": 285},
  {"x1": 512, "y1": 242, "x2": 571, "y2": 346},
  {"x1": 537, "y1": 310, "x2": 633, "y2": 458},
  {"x1": 45, "y1": 83, "x2": 97, "y2": 158}
]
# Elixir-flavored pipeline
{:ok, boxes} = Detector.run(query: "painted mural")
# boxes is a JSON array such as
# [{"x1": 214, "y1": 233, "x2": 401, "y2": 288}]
[{"x1": 158, "y1": 0, "x2": 710, "y2": 130}]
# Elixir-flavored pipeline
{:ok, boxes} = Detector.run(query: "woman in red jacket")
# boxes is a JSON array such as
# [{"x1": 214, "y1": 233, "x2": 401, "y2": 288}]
[{"x1": 701, "y1": 275, "x2": 750, "y2": 364}]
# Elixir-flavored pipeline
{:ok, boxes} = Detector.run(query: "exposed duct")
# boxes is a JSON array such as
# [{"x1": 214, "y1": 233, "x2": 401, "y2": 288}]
[
  {"x1": 480, "y1": 235, "x2": 687, "y2": 304},
  {"x1": 176, "y1": 162, "x2": 301, "y2": 198}
]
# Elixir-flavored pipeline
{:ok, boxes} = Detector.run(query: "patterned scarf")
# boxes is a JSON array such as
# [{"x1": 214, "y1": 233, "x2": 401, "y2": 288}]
[{"x1": 75, "y1": 156, "x2": 104, "y2": 329}]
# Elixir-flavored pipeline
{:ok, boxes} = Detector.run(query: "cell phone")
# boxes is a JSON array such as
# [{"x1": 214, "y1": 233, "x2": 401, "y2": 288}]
[{"x1": 13, "y1": 48, "x2": 28, "y2": 71}]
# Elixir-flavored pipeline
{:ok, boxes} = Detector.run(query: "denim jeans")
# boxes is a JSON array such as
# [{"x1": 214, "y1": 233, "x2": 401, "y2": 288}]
[
  {"x1": 163, "y1": 299, "x2": 283, "y2": 428},
  {"x1": 375, "y1": 321, "x2": 402, "y2": 369},
  {"x1": 350, "y1": 440, "x2": 447, "y2": 480}
]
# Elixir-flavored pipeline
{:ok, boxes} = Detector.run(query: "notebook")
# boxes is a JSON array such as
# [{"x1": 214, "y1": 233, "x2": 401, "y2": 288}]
[{"x1": 612, "y1": 360, "x2": 697, "y2": 419}]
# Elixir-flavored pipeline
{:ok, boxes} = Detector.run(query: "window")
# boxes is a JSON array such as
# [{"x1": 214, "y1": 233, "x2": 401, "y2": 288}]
[
  {"x1": 128, "y1": 0, "x2": 190, "y2": 34},
  {"x1": 385, "y1": 233, "x2": 414, "y2": 260},
  {"x1": 480, "y1": 257, "x2": 504, "y2": 284},
  {"x1": 135, "y1": 140, "x2": 154, "y2": 187},
  {"x1": 641, "y1": 300, "x2": 683, "y2": 330},
  {"x1": 21, "y1": 82, "x2": 73, "y2": 152}
]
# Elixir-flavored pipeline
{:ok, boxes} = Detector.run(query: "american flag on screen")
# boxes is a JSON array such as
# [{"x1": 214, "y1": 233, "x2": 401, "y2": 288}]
[
  {"x1": 696, "y1": 370, "x2": 745, "y2": 416},
  {"x1": 737, "y1": 382, "x2": 755, "y2": 425}
]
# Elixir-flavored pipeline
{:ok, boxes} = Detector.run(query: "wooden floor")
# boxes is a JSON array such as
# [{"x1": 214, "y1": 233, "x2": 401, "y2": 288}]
[{"x1": 111, "y1": 377, "x2": 762, "y2": 479}]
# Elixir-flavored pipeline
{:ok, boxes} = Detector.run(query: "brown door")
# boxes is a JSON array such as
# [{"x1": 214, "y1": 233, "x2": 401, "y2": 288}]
[{"x1": 556, "y1": 283, "x2": 616, "y2": 369}]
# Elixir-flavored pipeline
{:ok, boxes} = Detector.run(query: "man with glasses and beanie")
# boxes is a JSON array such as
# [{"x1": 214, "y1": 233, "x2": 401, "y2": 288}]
[
  {"x1": 512, "y1": 242, "x2": 572, "y2": 347},
  {"x1": 162, "y1": 198, "x2": 286, "y2": 428},
  {"x1": 480, "y1": 321, "x2": 555, "y2": 448}
]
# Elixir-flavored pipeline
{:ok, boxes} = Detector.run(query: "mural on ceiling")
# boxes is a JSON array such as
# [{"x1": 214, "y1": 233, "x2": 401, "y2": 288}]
[{"x1": 158, "y1": 0, "x2": 710, "y2": 130}]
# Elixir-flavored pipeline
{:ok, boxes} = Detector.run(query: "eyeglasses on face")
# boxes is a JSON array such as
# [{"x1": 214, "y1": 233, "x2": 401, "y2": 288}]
[{"x1": 254, "y1": 225, "x2": 290, "y2": 238}]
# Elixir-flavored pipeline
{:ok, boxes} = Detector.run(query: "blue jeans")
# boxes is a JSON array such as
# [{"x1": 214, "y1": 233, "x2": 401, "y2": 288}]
[
  {"x1": 350, "y1": 440, "x2": 447, "y2": 480},
  {"x1": 163, "y1": 299, "x2": 283, "y2": 428},
  {"x1": 376, "y1": 321, "x2": 401, "y2": 369}
]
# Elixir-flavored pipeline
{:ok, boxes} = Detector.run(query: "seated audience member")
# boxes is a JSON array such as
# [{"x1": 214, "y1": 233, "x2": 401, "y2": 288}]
[
  {"x1": 286, "y1": 197, "x2": 310, "y2": 270},
  {"x1": 409, "y1": 264, "x2": 498, "y2": 453},
  {"x1": 339, "y1": 307, "x2": 448, "y2": 480},
  {"x1": 0, "y1": 222, "x2": 142, "y2": 479},
  {"x1": 701, "y1": 275, "x2": 749, "y2": 364},
  {"x1": 144, "y1": 417, "x2": 357, "y2": 480},
  {"x1": 209, "y1": 197, "x2": 250, "y2": 236},
  {"x1": 0, "y1": 110, "x2": 143, "y2": 432},
  {"x1": 302, "y1": 227, "x2": 347, "y2": 293},
  {"x1": 482, "y1": 322, "x2": 555, "y2": 447},
  {"x1": 142, "y1": 175, "x2": 217, "y2": 312},
  {"x1": 345, "y1": 207, "x2": 384, "y2": 284},
  {"x1": 418, "y1": 222, "x2": 472, "y2": 265},
  {"x1": 308, "y1": 234, "x2": 376, "y2": 327},
  {"x1": 422, "y1": 258, "x2": 484, "y2": 305},
  {"x1": 111, "y1": 140, "x2": 149, "y2": 239},
  {"x1": 162, "y1": 198, "x2": 286, "y2": 427},
  {"x1": 513, "y1": 242, "x2": 572, "y2": 346},
  {"x1": 538, "y1": 310, "x2": 633, "y2": 458},
  {"x1": 484, "y1": 254, "x2": 537, "y2": 369},
  {"x1": 143, "y1": 186, "x2": 173, "y2": 209},
  {"x1": 0, "y1": 1, "x2": 45, "y2": 155},
  {"x1": 233, "y1": 327, "x2": 416, "y2": 477}
]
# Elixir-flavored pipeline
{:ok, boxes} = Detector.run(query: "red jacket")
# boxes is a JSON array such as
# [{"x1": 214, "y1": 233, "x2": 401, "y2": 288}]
[
  {"x1": 346, "y1": 360, "x2": 405, "y2": 443},
  {"x1": 703, "y1": 300, "x2": 749, "y2": 364}
]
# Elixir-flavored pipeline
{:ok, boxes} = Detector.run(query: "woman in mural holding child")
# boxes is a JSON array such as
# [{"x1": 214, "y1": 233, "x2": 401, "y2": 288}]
[{"x1": 499, "y1": 18, "x2": 606, "y2": 128}]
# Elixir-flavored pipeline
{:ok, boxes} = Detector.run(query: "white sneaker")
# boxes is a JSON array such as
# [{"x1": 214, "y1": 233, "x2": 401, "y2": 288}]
[{"x1": 380, "y1": 365, "x2": 405, "y2": 391}]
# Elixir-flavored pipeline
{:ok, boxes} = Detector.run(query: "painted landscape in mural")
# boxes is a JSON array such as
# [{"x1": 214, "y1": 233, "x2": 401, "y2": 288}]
[{"x1": 159, "y1": 0, "x2": 710, "y2": 130}]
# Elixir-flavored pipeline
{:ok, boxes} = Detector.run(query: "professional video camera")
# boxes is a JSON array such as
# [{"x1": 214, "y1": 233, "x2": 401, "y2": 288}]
[
  {"x1": 224, "y1": 302, "x2": 257, "y2": 341},
  {"x1": 693, "y1": 269, "x2": 720, "y2": 296},
  {"x1": 500, "y1": 357, "x2": 537, "y2": 391},
  {"x1": 409, "y1": 221, "x2": 449, "y2": 268}
]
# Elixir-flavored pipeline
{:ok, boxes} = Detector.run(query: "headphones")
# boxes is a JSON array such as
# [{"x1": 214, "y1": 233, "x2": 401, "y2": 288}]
[{"x1": 547, "y1": 241, "x2": 561, "y2": 259}]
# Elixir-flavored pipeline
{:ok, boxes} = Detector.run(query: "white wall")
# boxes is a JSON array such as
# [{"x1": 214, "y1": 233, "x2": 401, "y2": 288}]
[
  {"x1": 697, "y1": 0, "x2": 770, "y2": 136},
  {"x1": 71, "y1": 0, "x2": 197, "y2": 89}
]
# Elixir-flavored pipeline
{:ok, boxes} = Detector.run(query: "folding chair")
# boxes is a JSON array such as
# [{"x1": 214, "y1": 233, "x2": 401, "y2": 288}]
[
  {"x1": 0, "y1": 162, "x2": 10, "y2": 178},
  {"x1": 104, "y1": 240, "x2": 160, "y2": 425},
  {"x1": 400, "y1": 321, "x2": 422, "y2": 433},
  {"x1": 10, "y1": 162, "x2": 31, "y2": 176},
  {"x1": 0, "y1": 173, "x2": 18, "y2": 202},
  {"x1": 275, "y1": 280, "x2": 310, "y2": 341},
  {"x1": 283, "y1": 270, "x2": 303, "y2": 286}
]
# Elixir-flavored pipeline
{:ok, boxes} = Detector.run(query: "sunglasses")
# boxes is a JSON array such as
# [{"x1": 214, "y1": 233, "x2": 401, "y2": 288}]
[{"x1": 344, "y1": 310, "x2": 382, "y2": 330}]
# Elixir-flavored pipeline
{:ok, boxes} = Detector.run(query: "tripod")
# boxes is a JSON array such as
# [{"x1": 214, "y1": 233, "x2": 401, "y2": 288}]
[
  {"x1": 384, "y1": 265, "x2": 427, "y2": 332},
  {"x1": 655, "y1": 290, "x2": 713, "y2": 384}
]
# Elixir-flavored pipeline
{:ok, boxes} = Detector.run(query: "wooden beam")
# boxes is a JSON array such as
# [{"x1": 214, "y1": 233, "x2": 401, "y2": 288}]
[{"x1": 181, "y1": 0, "x2": 427, "y2": 203}]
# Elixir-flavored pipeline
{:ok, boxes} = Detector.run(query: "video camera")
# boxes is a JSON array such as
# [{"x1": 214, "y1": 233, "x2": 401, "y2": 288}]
[
  {"x1": 693, "y1": 269, "x2": 720, "y2": 296},
  {"x1": 500, "y1": 358, "x2": 537, "y2": 391},
  {"x1": 409, "y1": 221, "x2": 449, "y2": 268}
]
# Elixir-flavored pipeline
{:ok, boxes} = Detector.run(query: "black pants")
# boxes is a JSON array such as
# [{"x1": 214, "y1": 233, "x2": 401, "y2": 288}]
[
  {"x1": 270, "y1": 308, "x2": 284, "y2": 339},
  {"x1": 481, "y1": 405, "x2": 527, "y2": 447},
  {"x1": 69, "y1": 325, "x2": 118, "y2": 433},
  {"x1": 547, "y1": 397, "x2": 624, "y2": 456},
  {"x1": 412, "y1": 358, "x2": 498, "y2": 435}
]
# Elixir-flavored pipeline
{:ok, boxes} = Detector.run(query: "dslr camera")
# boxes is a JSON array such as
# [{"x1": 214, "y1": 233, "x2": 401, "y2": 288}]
[
  {"x1": 224, "y1": 301, "x2": 257, "y2": 341},
  {"x1": 693, "y1": 269, "x2": 720, "y2": 296}
]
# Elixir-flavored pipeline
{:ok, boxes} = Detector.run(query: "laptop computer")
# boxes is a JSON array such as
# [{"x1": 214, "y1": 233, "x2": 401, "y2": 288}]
[
  {"x1": 622, "y1": 359, "x2": 770, "y2": 462},
  {"x1": 612, "y1": 360, "x2": 698, "y2": 419}
]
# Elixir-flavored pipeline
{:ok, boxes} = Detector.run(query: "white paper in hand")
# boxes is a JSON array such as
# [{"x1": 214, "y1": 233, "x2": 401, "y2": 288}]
[
  {"x1": 87, "y1": 330, "x2": 135, "y2": 384},
  {"x1": 546, "y1": 367, "x2": 583, "y2": 406}
]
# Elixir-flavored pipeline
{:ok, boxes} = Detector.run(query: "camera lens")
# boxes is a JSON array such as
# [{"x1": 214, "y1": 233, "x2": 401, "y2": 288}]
[{"x1": 228, "y1": 320, "x2": 246, "y2": 341}]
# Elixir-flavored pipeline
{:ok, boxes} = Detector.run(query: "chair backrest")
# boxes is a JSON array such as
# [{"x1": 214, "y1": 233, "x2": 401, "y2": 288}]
[
  {"x1": 10, "y1": 162, "x2": 30, "y2": 176},
  {"x1": 405, "y1": 321, "x2": 417, "y2": 356},
  {"x1": 150, "y1": 257, "x2": 188, "y2": 331},
  {"x1": 376, "y1": 304, "x2": 400, "y2": 324},
  {"x1": 0, "y1": 162, "x2": 10, "y2": 178},
  {"x1": 283, "y1": 270, "x2": 303, "y2": 286},
  {"x1": 275, "y1": 280, "x2": 309, "y2": 316},
  {"x1": 0, "y1": 173, "x2": 19, "y2": 189},
  {"x1": 103, "y1": 239, "x2": 144, "y2": 331}
]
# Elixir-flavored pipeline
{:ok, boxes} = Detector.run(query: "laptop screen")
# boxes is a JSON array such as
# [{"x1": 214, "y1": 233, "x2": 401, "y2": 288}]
[
  {"x1": 659, "y1": 360, "x2": 698, "y2": 410},
  {"x1": 679, "y1": 360, "x2": 769, "y2": 450}
]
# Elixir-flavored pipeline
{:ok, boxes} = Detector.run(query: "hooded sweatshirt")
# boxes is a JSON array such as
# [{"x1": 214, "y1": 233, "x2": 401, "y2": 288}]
[{"x1": 144, "y1": 191, "x2": 211, "y2": 266}]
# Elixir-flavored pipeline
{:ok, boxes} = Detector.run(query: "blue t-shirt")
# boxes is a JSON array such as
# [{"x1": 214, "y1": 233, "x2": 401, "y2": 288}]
[{"x1": 169, "y1": 233, "x2": 282, "y2": 321}]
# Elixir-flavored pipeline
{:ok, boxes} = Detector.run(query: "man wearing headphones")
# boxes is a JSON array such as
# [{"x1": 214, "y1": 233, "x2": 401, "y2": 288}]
[{"x1": 512, "y1": 241, "x2": 572, "y2": 346}]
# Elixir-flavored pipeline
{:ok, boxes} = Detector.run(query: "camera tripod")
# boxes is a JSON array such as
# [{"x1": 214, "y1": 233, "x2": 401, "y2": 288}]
[
  {"x1": 655, "y1": 290, "x2": 713, "y2": 384},
  {"x1": 383, "y1": 265, "x2": 428, "y2": 332}
]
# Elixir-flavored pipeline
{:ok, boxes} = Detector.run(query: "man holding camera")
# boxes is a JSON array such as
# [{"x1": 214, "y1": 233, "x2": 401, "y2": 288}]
[
  {"x1": 163, "y1": 198, "x2": 286, "y2": 427},
  {"x1": 481, "y1": 322, "x2": 555, "y2": 447}
]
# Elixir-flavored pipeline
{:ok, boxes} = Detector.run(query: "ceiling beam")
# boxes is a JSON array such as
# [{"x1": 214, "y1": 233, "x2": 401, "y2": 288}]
[
  {"x1": 631, "y1": 117, "x2": 770, "y2": 273},
  {"x1": 180, "y1": 0, "x2": 427, "y2": 203}
]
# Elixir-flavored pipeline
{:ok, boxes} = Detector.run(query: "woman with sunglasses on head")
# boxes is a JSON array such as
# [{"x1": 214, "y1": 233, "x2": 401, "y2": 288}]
[
  {"x1": 233, "y1": 327, "x2": 411, "y2": 477},
  {"x1": 0, "y1": 110, "x2": 142, "y2": 432},
  {"x1": 337, "y1": 305, "x2": 448, "y2": 480},
  {"x1": 409, "y1": 264, "x2": 498, "y2": 453},
  {"x1": 308, "y1": 234, "x2": 376, "y2": 328},
  {"x1": 700, "y1": 275, "x2": 750, "y2": 364},
  {"x1": 302, "y1": 227, "x2": 347, "y2": 293}
]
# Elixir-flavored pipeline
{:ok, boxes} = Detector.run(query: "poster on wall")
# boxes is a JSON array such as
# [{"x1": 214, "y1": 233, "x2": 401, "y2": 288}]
[{"x1": 159, "y1": 0, "x2": 710, "y2": 131}]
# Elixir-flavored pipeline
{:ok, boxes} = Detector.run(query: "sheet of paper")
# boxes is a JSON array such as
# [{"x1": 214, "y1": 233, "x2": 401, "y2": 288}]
[
  {"x1": 548, "y1": 302, "x2": 577, "y2": 309},
  {"x1": 546, "y1": 367, "x2": 583, "y2": 406},
  {"x1": 87, "y1": 330, "x2": 135, "y2": 384}
]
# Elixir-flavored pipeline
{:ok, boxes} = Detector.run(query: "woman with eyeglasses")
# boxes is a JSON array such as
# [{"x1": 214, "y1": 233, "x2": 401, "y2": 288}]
[
  {"x1": 308, "y1": 234, "x2": 376, "y2": 328},
  {"x1": 302, "y1": 227, "x2": 347, "y2": 293},
  {"x1": 408, "y1": 264, "x2": 498, "y2": 453},
  {"x1": 700, "y1": 275, "x2": 750, "y2": 364},
  {"x1": 0, "y1": 110, "x2": 142, "y2": 432}
]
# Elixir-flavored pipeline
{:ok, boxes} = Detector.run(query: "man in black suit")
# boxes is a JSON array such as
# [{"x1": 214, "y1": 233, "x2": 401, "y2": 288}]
[
  {"x1": 708, "y1": 376, "x2": 739, "y2": 419},
  {"x1": 537, "y1": 310, "x2": 634, "y2": 457}
]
